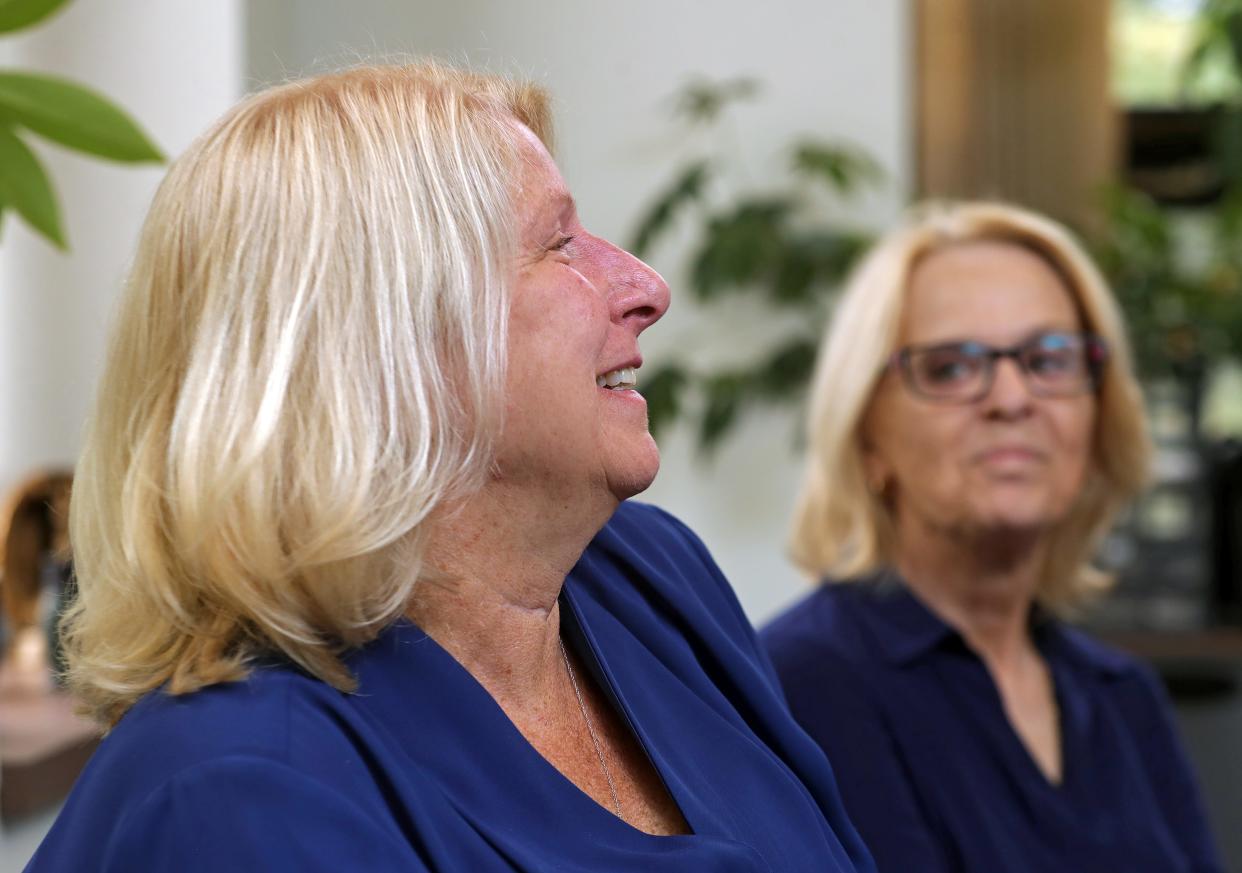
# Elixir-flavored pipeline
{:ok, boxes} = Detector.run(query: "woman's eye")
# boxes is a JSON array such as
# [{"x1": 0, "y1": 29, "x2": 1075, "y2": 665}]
[
  {"x1": 920, "y1": 350, "x2": 978, "y2": 384},
  {"x1": 549, "y1": 234, "x2": 575, "y2": 252},
  {"x1": 1026, "y1": 335, "x2": 1082, "y2": 376},
  {"x1": 1027, "y1": 348, "x2": 1077, "y2": 375}
]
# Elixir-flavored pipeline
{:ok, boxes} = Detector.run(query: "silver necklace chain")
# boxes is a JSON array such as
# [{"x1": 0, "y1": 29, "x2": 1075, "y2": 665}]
[{"x1": 558, "y1": 637, "x2": 623, "y2": 819}]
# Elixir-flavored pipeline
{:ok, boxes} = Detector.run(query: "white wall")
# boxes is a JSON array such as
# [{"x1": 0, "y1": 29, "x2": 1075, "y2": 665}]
[
  {"x1": 0, "y1": 0, "x2": 244, "y2": 491},
  {"x1": 247, "y1": 0, "x2": 912, "y2": 624}
]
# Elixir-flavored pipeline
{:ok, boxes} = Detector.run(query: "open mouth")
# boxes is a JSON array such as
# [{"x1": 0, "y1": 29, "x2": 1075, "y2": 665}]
[{"x1": 596, "y1": 366, "x2": 638, "y2": 390}]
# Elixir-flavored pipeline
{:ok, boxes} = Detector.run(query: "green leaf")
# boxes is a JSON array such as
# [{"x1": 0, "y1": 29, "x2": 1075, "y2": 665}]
[
  {"x1": 792, "y1": 142, "x2": 883, "y2": 195},
  {"x1": 697, "y1": 373, "x2": 748, "y2": 454},
  {"x1": 1212, "y1": 106, "x2": 1242, "y2": 187},
  {"x1": 770, "y1": 231, "x2": 870, "y2": 306},
  {"x1": 772, "y1": 244, "x2": 816, "y2": 305},
  {"x1": 673, "y1": 77, "x2": 760, "y2": 123},
  {"x1": 1179, "y1": 38, "x2": 1213, "y2": 95},
  {"x1": 755, "y1": 338, "x2": 819, "y2": 398},
  {"x1": 0, "y1": 71, "x2": 163, "y2": 162},
  {"x1": 630, "y1": 160, "x2": 711, "y2": 257},
  {"x1": 0, "y1": 0, "x2": 69, "y2": 34},
  {"x1": 691, "y1": 198, "x2": 793, "y2": 300},
  {"x1": 639, "y1": 364, "x2": 688, "y2": 440},
  {"x1": 0, "y1": 125, "x2": 65, "y2": 248},
  {"x1": 1226, "y1": 6, "x2": 1242, "y2": 76}
]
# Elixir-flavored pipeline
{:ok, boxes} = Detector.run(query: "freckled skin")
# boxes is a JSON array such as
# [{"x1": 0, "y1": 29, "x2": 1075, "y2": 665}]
[
  {"x1": 863, "y1": 241, "x2": 1096, "y2": 543},
  {"x1": 495, "y1": 125, "x2": 670, "y2": 514}
]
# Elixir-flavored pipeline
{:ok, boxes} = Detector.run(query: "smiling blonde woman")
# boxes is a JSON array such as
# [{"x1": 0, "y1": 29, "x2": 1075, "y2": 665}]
[{"x1": 27, "y1": 62, "x2": 874, "y2": 873}]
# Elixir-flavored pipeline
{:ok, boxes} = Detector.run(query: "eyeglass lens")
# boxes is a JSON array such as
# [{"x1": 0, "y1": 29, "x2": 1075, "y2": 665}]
[{"x1": 903, "y1": 333, "x2": 1099, "y2": 401}]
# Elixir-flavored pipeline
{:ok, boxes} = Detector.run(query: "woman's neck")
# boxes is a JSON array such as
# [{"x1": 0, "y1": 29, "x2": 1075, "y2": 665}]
[
  {"x1": 895, "y1": 515, "x2": 1047, "y2": 667},
  {"x1": 406, "y1": 481, "x2": 616, "y2": 705}
]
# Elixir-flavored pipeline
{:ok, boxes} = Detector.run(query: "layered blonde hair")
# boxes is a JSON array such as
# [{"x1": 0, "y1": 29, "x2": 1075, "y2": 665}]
[
  {"x1": 65, "y1": 62, "x2": 552, "y2": 725},
  {"x1": 789, "y1": 201, "x2": 1151, "y2": 612}
]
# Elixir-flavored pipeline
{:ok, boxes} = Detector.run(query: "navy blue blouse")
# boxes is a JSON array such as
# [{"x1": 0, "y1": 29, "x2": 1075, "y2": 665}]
[
  {"x1": 27, "y1": 502, "x2": 874, "y2": 872},
  {"x1": 760, "y1": 574, "x2": 1225, "y2": 873}
]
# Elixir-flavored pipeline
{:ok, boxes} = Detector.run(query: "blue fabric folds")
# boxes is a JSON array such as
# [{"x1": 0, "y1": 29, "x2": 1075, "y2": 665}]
[
  {"x1": 761, "y1": 576, "x2": 1225, "y2": 873},
  {"x1": 27, "y1": 502, "x2": 873, "y2": 873}
]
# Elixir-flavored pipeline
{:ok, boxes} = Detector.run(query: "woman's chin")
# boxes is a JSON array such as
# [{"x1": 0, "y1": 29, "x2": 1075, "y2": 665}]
[
  {"x1": 605, "y1": 440, "x2": 661, "y2": 502},
  {"x1": 967, "y1": 503, "x2": 1067, "y2": 540}
]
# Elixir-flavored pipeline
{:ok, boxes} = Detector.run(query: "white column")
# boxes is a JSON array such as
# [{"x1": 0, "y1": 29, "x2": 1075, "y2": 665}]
[{"x1": 0, "y1": 0, "x2": 243, "y2": 490}]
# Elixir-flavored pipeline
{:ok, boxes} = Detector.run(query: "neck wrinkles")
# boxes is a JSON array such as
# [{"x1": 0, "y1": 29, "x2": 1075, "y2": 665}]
[{"x1": 406, "y1": 482, "x2": 615, "y2": 701}]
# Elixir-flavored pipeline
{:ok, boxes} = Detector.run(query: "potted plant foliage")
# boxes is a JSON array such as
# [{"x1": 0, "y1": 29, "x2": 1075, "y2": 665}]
[
  {"x1": 0, "y1": 0, "x2": 163, "y2": 250},
  {"x1": 630, "y1": 77, "x2": 883, "y2": 454}
]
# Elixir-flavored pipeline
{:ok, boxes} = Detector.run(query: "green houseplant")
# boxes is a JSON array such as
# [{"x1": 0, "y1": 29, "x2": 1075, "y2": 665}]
[
  {"x1": 630, "y1": 78, "x2": 883, "y2": 454},
  {"x1": 0, "y1": 0, "x2": 163, "y2": 250}
]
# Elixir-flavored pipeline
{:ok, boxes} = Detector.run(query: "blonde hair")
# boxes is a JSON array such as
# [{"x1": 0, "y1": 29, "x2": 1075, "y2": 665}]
[
  {"x1": 789, "y1": 201, "x2": 1151, "y2": 612},
  {"x1": 65, "y1": 62, "x2": 553, "y2": 725}
]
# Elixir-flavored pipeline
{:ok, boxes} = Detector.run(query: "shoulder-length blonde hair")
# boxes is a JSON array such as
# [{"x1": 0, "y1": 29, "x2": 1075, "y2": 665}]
[
  {"x1": 789, "y1": 201, "x2": 1151, "y2": 613},
  {"x1": 65, "y1": 62, "x2": 552, "y2": 726}
]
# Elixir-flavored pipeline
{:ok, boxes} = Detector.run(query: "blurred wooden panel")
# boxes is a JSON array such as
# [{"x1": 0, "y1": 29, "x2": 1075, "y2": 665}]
[{"x1": 915, "y1": 0, "x2": 1118, "y2": 227}]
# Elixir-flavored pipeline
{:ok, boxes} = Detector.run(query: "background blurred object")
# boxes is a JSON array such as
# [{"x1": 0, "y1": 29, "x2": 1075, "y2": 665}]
[
  {"x1": 0, "y1": 469, "x2": 95, "y2": 825},
  {"x1": 1085, "y1": 0, "x2": 1242, "y2": 639},
  {"x1": 914, "y1": 0, "x2": 1116, "y2": 229},
  {"x1": 0, "y1": 469, "x2": 72, "y2": 675}
]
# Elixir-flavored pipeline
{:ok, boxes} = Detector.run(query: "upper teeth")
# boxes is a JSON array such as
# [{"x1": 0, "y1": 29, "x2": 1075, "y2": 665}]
[{"x1": 597, "y1": 367, "x2": 637, "y2": 389}]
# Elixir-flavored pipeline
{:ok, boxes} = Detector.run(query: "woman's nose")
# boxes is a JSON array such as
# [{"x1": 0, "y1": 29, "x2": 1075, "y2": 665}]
[
  {"x1": 984, "y1": 357, "x2": 1035, "y2": 416},
  {"x1": 611, "y1": 248, "x2": 671, "y2": 335}
]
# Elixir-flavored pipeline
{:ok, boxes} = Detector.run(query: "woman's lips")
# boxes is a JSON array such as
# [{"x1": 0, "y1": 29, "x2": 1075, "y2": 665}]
[{"x1": 975, "y1": 446, "x2": 1046, "y2": 467}]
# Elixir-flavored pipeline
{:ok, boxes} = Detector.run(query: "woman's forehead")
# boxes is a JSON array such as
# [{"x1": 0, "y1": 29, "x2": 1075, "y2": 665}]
[
  {"x1": 900, "y1": 241, "x2": 1081, "y2": 345},
  {"x1": 512, "y1": 126, "x2": 576, "y2": 238}
]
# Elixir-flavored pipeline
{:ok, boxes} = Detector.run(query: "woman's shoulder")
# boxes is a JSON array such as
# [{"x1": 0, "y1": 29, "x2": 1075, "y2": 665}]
[
  {"x1": 83, "y1": 662, "x2": 354, "y2": 795},
  {"x1": 31, "y1": 657, "x2": 438, "y2": 871},
  {"x1": 1041, "y1": 620, "x2": 1168, "y2": 703},
  {"x1": 760, "y1": 579, "x2": 887, "y2": 672},
  {"x1": 29, "y1": 663, "x2": 400, "y2": 871},
  {"x1": 68, "y1": 640, "x2": 449, "y2": 824},
  {"x1": 1041, "y1": 620, "x2": 1150, "y2": 675}
]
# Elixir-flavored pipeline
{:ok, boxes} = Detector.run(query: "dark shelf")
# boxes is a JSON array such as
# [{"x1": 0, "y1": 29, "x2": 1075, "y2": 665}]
[
  {"x1": 1097, "y1": 628, "x2": 1242, "y2": 702},
  {"x1": 1097, "y1": 628, "x2": 1242, "y2": 664}
]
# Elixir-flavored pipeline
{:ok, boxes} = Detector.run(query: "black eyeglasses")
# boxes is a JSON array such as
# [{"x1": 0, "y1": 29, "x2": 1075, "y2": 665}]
[{"x1": 887, "y1": 332, "x2": 1108, "y2": 404}]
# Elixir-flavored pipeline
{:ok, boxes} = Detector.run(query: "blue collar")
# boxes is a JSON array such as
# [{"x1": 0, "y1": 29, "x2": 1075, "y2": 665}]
[
  {"x1": 843, "y1": 571, "x2": 963, "y2": 667},
  {"x1": 842, "y1": 570, "x2": 1133, "y2": 679}
]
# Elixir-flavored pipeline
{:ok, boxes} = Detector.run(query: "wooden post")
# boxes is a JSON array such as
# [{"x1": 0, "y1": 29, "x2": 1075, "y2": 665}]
[{"x1": 915, "y1": 0, "x2": 1118, "y2": 229}]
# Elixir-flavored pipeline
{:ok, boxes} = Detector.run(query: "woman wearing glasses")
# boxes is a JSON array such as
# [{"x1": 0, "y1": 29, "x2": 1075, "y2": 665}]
[{"x1": 761, "y1": 202, "x2": 1224, "y2": 872}]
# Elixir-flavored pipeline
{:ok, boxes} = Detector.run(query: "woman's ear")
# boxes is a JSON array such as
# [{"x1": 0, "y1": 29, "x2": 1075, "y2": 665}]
[
  {"x1": 858, "y1": 414, "x2": 892, "y2": 498},
  {"x1": 862, "y1": 447, "x2": 891, "y2": 497}
]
